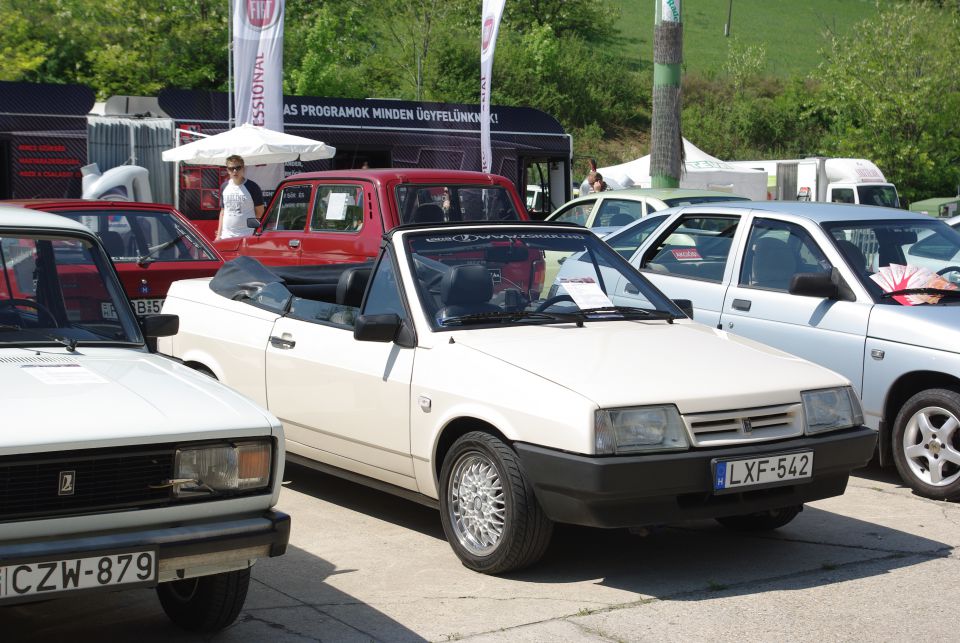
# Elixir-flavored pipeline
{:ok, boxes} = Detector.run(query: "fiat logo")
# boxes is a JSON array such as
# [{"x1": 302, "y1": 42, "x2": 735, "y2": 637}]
[{"x1": 246, "y1": 0, "x2": 279, "y2": 29}]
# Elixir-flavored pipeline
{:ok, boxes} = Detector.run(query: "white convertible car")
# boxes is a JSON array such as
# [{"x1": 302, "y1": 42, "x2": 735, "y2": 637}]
[{"x1": 160, "y1": 221, "x2": 877, "y2": 574}]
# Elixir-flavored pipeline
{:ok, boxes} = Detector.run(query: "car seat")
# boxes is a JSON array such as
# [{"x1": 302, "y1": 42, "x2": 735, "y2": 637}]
[
  {"x1": 749, "y1": 237, "x2": 798, "y2": 290},
  {"x1": 435, "y1": 264, "x2": 499, "y2": 320},
  {"x1": 835, "y1": 240, "x2": 870, "y2": 275},
  {"x1": 608, "y1": 212, "x2": 635, "y2": 228},
  {"x1": 99, "y1": 231, "x2": 126, "y2": 257},
  {"x1": 412, "y1": 203, "x2": 445, "y2": 224},
  {"x1": 329, "y1": 265, "x2": 372, "y2": 326}
]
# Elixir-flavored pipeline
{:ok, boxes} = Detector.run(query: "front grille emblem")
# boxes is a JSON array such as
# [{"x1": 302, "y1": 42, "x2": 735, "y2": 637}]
[
  {"x1": 58, "y1": 470, "x2": 76, "y2": 496},
  {"x1": 740, "y1": 418, "x2": 753, "y2": 434}
]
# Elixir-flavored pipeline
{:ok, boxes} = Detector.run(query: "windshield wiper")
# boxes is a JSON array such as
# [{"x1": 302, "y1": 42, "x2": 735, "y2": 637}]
[
  {"x1": 439, "y1": 309, "x2": 586, "y2": 327},
  {"x1": 138, "y1": 233, "x2": 186, "y2": 266},
  {"x1": 880, "y1": 288, "x2": 960, "y2": 300},
  {"x1": 576, "y1": 306, "x2": 678, "y2": 323},
  {"x1": 0, "y1": 325, "x2": 79, "y2": 350}
]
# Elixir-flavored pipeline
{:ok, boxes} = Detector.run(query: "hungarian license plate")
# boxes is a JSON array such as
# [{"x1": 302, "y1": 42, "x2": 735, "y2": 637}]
[
  {"x1": 101, "y1": 298, "x2": 164, "y2": 319},
  {"x1": 712, "y1": 451, "x2": 814, "y2": 493},
  {"x1": 0, "y1": 549, "x2": 157, "y2": 602}
]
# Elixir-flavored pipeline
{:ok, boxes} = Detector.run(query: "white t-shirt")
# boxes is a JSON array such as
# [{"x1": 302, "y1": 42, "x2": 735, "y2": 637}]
[{"x1": 219, "y1": 179, "x2": 262, "y2": 239}]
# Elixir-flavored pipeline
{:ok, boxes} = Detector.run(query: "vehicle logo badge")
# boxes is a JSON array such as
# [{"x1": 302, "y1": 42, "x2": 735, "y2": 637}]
[
  {"x1": 741, "y1": 418, "x2": 753, "y2": 434},
  {"x1": 139, "y1": 279, "x2": 150, "y2": 295},
  {"x1": 59, "y1": 470, "x2": 76, "y2": 496},
  {"x1": 245, "y1": 0, "x2": 279, "y2": 29}
]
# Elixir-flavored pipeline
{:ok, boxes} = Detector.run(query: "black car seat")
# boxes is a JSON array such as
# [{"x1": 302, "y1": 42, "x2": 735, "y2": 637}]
[
  {"x1": 435, "y1": 264, "x2": 499, "y2": 320},
  {"x1": 750, "y1": 237, "x2": 798, "y2": 290},
  {"x1": 99, "y1": 231, "x2": 126, "y2": 257},
  {"x1": 412, "y1": 203, "x2": 445, "y2": 224},
  {"x1": 835, "y1": 239, "x2": 870, "y2": 275}
]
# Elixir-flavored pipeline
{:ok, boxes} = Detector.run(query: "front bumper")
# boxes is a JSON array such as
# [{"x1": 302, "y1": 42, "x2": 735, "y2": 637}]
[
  {"x1": 515, "y1": 427, "x2": 877, "y2": 528},
  {"x1": 0, "y1": 510, "x2": 290, "y2": 605}
]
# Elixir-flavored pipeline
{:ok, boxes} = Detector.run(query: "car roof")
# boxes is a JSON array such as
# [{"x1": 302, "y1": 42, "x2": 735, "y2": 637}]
[
  {"x1": 3, "y1": 199, "x2": 179, "y2": 214},
  {"x1": 676, "y1": 200, "x2": 935, "y2": 224},
  {"x1": 0, "y1": 204, "x2": 92, "y2": 233},
  {"x1": 280, "y1": 169, "x2": 515, "y2": 184}
]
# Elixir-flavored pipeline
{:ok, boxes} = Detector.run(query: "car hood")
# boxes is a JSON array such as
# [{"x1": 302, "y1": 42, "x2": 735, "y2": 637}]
[
  {"x1": 1, "y1": 348, "x2": 278, "y2": 454},
  {"x1": 868, "y1": 304, "x2": 960, "y2": 354},
  {"x1": 450, "y1": 320, "x2": 849, "y2": 413}
]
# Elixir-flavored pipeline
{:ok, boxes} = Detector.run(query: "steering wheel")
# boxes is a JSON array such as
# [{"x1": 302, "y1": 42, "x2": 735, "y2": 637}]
[
  {"x1": 0, "y1": 298, "x2": 60, "y2": 327},
  {"x1": 937, "y1": 265, "x2": 960, "y2": 277},
  {"x1": 535, "y1": 294, "x2": 574, "y2": 312}
]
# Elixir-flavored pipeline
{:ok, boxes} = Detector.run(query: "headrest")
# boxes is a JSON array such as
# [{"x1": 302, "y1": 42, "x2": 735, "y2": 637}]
[
  {"x1": 412, "y1": 203, "x2": 445, "y2": 223},
  {"x1": 336, "y1": 266, "x2": 371, "y2": 308},
  {"x1": 440, "y1": 264, "x2": 493, "y2": 306}
]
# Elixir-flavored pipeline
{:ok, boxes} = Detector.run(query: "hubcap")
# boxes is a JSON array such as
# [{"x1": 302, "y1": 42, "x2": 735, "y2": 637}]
[
  {"x1": 903, "y1": 405, "x2": 960, "y2": 487},
  {"x1": 447, "y1": 451, "x2": 506, "y2": 556}
]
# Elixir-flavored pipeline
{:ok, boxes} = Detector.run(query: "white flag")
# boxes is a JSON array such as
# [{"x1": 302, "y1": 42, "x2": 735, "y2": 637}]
[
  {"x1": 233, "y1": 0, "x2": 285, "y2": 190},
  {"x1": 480, "y1": 0, "x2": 506, "y2": 173}
]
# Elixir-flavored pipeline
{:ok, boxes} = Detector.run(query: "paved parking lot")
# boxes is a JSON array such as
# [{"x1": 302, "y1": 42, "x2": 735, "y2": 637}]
[{"x1": 7, "y1": 462, "x2": 959, "y2": 642}]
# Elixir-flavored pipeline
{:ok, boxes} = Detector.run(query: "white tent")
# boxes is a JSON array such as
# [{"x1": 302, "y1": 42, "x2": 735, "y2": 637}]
[
  {"x1": 597, "y1": 138, "x2": 767, "y2": 200},
  {"x1": 162, "y1": 123, "x2": 336, "y2": 166}
]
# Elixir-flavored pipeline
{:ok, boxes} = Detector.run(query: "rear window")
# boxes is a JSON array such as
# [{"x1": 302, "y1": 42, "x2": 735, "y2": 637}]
[{"x1": 396, "y1": 184, "x2": 522, "y2": 224}]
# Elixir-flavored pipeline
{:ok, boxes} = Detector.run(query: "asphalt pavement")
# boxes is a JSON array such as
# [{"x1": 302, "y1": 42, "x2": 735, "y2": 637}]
[{"x1": 6, "y1": 462, "x2": 959, "y2": 642}]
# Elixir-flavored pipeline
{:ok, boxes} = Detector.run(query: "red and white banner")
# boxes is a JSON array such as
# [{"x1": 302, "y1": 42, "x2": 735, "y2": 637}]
[
  {"x1": 480, "y1": 0, "x2": 506, "y2": 173},
  {"x1": 233, "y1": 0, "x2": 285, "y2": 189}
]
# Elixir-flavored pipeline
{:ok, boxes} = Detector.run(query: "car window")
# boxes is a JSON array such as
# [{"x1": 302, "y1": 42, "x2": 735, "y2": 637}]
[
  {"x1": 605, "y1": 214, "x2": 669, "y2": 259},
  {"x1": 363, "y1": 251, "x2": 407, "y2": 319},
  {"x1": 642, "y1": 215, "x2": 739, "y2": 282},
  {"x1": 57, "y1": 210, "x2": 216, "y2": 263},
  {"x1": 831, "y1": 188, "x2": 855, "y2": 204},
  {"x1": 395, "y1": 184, "x2": 522, "y2": 223},
  {"x1": 740, "y1": 218, "x2": 831, "y2": 291},
  {"x1": 595, "y1": 199, "x2": 643, "y2": 228},
  {"x1": 310, "y1": 184, "x2": 364, "y2": 232},
  {"x1": 261, "y1": 184, "x2": 311, "y2": 232},
  {"x1": 552, "y1": 201, "x2": 595, "y2": 226}
]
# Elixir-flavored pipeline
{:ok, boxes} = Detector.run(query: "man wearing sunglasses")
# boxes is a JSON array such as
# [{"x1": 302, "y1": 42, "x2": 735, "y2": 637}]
[{"x1": 217, "y1": 155, "x2": 265, "y2": 240}]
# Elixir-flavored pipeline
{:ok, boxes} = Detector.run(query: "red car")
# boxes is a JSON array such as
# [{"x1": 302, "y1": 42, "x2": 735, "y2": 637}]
[{"x1": 6, "y1": 200, "x2": 223, "y2": 316}]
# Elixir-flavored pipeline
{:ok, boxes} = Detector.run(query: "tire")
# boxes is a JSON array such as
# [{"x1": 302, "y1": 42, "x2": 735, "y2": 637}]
[
  {"x1": 156, "y1": 568, "x2": 250, "y2": 633},
  {"x1": 892, "y1": 388, "x2": 960, "y2": 500},
  {"x1": 438, "y1": 432, "x2": 553, "y2": 574},
  {"x1": 716, "y1": 505, "x2": 803, "y2": 531}
]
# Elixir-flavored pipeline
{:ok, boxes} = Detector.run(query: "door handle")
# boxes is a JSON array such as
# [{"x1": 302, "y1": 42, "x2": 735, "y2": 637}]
[
  {"x1": 288, "y1": 239, "x2": 301, "y2": 248},
  {"x1": 269, "y1": 334, "x2": 296, "y2": 349},
  {"x1": 624, "y1": 283, "x2": 640, "y2": 294},
  {"x1": 731, "y1": 298, "x2": 752, "y2": 312}
]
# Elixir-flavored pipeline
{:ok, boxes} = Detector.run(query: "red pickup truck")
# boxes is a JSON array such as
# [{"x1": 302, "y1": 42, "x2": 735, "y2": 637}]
[{"x1": 213, "y1": 169, "x2": 530, "y2": 266}]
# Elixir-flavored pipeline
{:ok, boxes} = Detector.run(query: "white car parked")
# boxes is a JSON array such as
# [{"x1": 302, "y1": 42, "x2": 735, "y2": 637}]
[
  {"x1": 159, "y1": 221, "x2": 875, "y2": 574},
  {"x1": 0, "y1": 206, "x2": 289, "y2": 632},
  {"x1": 589, "y1": 201, "x2": 960, "y2": 500}
]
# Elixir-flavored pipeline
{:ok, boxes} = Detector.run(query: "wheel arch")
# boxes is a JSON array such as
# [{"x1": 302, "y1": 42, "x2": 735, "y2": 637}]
[
  {"x1": 881, "y1": 371, "x2": 960, "y2": 465},
  {"x1": 433, "y1": 417, "x2": 511, "y2": 484}
]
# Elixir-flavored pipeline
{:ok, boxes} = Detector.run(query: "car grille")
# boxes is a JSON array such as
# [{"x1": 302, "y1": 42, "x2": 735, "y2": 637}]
[
  {"x1": 0, "y1": 445, "x2": 176, "y2": 522},
  {"x1": 683, "y1": 403, "x2": 803, "y2": 447}
]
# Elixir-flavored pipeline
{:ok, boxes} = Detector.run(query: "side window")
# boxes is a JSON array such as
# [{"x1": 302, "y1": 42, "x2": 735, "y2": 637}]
[
  {"x1": 641, "y1": 215, "x2": 739, "y2": 282},
  {"x1": 553, "y1": 201, "x2": 595, "y2": 226},
  {"x1": 831, "y1": 188, "x2": 855, "y2": 204},
  {"x1": 311, "y1": 184, "x2": 365, "y2": 232},
  {"x1": 261, "y1": 184, "x2": 312, "y2": 232},
  {"x1": 741, "y1": 218, "x2": 830, "y2": 291},
  {"x1": 363, "y1": 252, "x2": 407, "y2": 319},
  {"x1": 606, "y1": 214, "x2": 669, "y2": 259},
  {"x1": 595, "y1": 199, "x2": 642, "y2": 228}
]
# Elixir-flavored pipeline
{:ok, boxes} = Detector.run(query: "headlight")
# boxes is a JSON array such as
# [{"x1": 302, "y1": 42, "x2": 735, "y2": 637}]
[
  {"x1": 802, "y1": 387, "x2": 863, "y2": 435},
  {"x1": 595, "y1": 405, "x2": 689, "y2": 454},
  {"x1": 174, "y1": 440, "x2": 272, "y2": 497}
]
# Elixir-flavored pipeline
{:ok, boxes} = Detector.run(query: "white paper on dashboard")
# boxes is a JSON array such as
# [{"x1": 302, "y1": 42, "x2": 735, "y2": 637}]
[
  {"x1": 559, "y1": 278, "x2": 614, "y2": 309},
  {"x1": 326, "y1": 192, "x2": 348, "y2": 221}
]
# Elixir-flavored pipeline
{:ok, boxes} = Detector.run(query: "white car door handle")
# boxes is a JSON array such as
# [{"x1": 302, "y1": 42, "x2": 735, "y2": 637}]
[{"x1": 269, "y1": 334, "x2": 296, "y2": 349}]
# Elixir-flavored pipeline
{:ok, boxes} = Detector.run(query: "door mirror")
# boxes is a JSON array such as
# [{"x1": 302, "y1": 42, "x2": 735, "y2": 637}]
[
  {"x1": 354, "y1": 313, "x2": 401, "y2": 343},
  {"x1": 141, "y1": 313, "x2": 179, "y2": 338},
  {"x1": 246, "y1": 217, "x2": 261, "y2": 229},
  {"x1": 672, "y1": 298, "x2": 694, "y2": 319},
  {"x1": 789, "y1": 272, "x2": 839, "y2": 299}
]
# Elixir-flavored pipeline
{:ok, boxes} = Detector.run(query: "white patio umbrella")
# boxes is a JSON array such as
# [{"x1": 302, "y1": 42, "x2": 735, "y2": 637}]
[{"x1": 161, "y1": 123, "x2": 336, "y2": 165}]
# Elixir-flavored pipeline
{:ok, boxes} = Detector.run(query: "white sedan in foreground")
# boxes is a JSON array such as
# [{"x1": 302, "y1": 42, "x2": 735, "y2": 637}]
[{"x1": 160, "y1": 222, "x2": 877, "y2": 574}]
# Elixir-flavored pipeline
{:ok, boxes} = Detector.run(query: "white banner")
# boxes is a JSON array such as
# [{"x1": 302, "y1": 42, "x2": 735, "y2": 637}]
[
  {"x1": 480, "y1": 0, "x2": 506, "y2": 173},
  {"x1": 233, "y1": 0, "x2": 285, "y2": 191}
]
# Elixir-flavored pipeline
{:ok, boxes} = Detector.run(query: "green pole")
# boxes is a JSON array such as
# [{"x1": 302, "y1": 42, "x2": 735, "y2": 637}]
[{"x1": 651, "y1": 0, "x2": 683, "y2": 189}]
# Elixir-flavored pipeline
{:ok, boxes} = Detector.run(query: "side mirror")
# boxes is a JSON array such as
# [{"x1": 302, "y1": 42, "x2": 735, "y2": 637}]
[
  {"x1": 672, "y1": 298, "x2": 694, "y2": 319},
  {"x1": 246, "y1": 217, "x2": 261, "y2": 229},
  {"x1": 789, "y1": 272, "x2": 839, "y2": 299},
  {"x1": 354, "y1": 313, "x2": 401, "y2": 343},
  {"x1": 141, "y1": 313, "x2": 179, "y2": 338}
]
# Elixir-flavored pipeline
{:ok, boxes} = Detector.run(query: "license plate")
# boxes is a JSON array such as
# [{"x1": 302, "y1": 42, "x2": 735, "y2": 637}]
[
  {"x1": 713, "y1": 451, "x2": 814, "y2": 493},
  {"x1": 101, "y1": 298, "x2": 164, "y2": 319},
  {"x1": 0, "y1": 549, "x2": 157, "y2": 602}
]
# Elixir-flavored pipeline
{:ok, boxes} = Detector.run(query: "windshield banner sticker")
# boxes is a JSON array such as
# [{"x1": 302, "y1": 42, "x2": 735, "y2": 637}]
[
  {"x1": 559, "y1": 277, "x2": 614, "y2": 309},
  {"x1": 870, "y1": 264, "x2": 958, "y2": 305},
  {"x1": 671, "y1": 248, "x2": 701, "y2": 261},
  {"x1": 21, "y1": 364, "x2": 108, "y2": 385}
]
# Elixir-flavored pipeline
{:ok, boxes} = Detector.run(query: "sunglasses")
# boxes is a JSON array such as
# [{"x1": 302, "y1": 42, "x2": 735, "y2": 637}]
[{"x1": 226, "y1": 166, "x2": 243, "y2": 172}]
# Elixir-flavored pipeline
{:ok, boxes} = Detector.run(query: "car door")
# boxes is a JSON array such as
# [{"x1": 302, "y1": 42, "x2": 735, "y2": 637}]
[
  {"x1": 631, "y1": 211, "x2": 746, "y2": 328},
  {"x1": 717, "y1": 216, "x2": 870, "y2": 391},
  {"x1": 238, "y1": 182, "x2": 313, "y2": 265},
  {"x1": 296, "y1": 180, "x2": 382, "y2": 264},
  {"x1": 264, "y1": 248, "x2": 416, "y2": 489}
]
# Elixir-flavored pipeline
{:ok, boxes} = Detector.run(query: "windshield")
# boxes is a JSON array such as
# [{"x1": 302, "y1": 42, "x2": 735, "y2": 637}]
[
  {"x1": 396, "y1": 184, "x2": 522, "y2": 224},
  {"x1": 857, "y1": 185, "x2": 900, "y2": 208},
  {"x1": 54, "y1": 209, "x2": 217, "y2": 264},
  {"x1": 0, "y1": 232, "x2": 142, "y2": 345},
  {"x1": 404, "y1": 227, "x2": 682, "y2": 330},
  {"x1": 823, "y1": 219, "x2": 960, "y2": 305}
]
